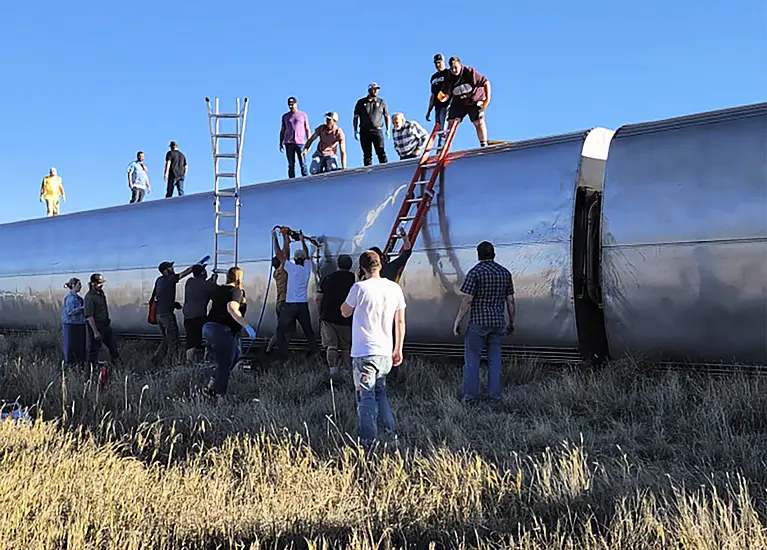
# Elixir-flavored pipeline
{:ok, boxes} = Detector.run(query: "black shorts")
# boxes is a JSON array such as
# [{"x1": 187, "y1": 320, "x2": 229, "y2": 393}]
[
  {"x1": 448, "y1": 101, "x2": 485, "y2": 123},
  {"x1": 184, "y1": 317, "x2": 206, "y2": 350}
]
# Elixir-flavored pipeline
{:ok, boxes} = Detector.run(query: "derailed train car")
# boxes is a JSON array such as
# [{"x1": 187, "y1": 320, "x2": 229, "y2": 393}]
[{"x1": 0, "y1": 103, "x2": 765, "y2": 365}]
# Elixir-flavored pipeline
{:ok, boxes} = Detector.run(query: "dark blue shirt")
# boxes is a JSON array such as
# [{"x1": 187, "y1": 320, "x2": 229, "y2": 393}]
[
  {"x1": 460, "y1": 260, "x2": 514, "y2": 328},
  {"x1": 155, "y1": 273, "x2": 180, "y2": 315}
]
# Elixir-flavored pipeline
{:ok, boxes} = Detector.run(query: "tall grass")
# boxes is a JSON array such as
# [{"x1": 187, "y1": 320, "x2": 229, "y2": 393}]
[{"x1": 1, "y1": 331, "x2": 766, "y2": 548}]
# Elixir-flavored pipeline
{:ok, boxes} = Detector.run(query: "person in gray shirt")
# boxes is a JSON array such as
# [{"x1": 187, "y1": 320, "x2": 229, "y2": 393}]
[{"x1": 183, "y1": 265, "x2": 218, "y2": 362}]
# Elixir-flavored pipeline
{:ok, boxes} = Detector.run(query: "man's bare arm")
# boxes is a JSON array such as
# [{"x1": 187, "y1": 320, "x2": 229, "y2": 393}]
[
  {"x1": 506, "y1": 294, "x2": 516, "y2": 330},
  {"x1": 303, "y1": 128, "x2": 319, "y2": 153},
  {"x1": 272, "y1": 230, "x2": 285, "y2": 264},
  {"x1": 341, "y1": 302, "x2": 354, "y2": 318},
  {"x1": 340, "y1": 136, "x2": 347, "y2": 169},
  {"x1": 482, "y1": 81, "x2": 492, "y2": 108},
  {"x1": 281, "y1": 231, "x2": 291, "y2": 261},
  {"x1": 164, "y1": 160, "x2": 170, "y2": 180},
  {"x1": 453, "y1": 294, "x2": 473, "y2": 334}
]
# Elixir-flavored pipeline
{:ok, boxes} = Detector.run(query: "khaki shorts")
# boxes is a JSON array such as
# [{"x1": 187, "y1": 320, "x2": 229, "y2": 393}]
[{"x1": 320, "y1": 321, "x2": 351, "y2": 352}]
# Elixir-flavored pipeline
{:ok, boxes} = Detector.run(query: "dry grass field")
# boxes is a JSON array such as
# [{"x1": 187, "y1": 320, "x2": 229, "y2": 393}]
[{"x1": 1, "y1": 331, "x2": 767, "y2": 549}]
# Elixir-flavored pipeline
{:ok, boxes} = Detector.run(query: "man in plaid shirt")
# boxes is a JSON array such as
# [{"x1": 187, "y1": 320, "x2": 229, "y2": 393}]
[
  {"x1": 392, "y1": 113, "x2": 429, "y2": 160},
  {"x1": 453, "y1": 241, "x2": 515, "y2": 404}
]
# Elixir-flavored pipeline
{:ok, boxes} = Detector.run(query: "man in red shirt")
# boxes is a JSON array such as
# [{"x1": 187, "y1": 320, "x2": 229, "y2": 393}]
[
  {"x1": 303, "y1": 112, "x2": 347, "y2": 174},
  {"x1": 440, "y1": 57, "x2": 492, "y2": 147}
]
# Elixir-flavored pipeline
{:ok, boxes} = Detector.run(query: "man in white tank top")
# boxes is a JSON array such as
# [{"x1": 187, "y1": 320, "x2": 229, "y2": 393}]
[{"x1": 341, "y1": 250, "x2": 406, "y2": 447}]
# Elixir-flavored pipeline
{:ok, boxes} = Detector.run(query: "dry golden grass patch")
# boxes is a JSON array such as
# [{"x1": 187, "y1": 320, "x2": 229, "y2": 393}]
[{"x1": 0, "y1": 333, "x2": 766, "y2": 548}]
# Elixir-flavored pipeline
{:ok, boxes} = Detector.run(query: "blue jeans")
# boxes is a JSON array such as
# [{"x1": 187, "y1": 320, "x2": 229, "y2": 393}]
[
  {"x1": 285, "y1": 143, "x2": 308, "y2": 178},
  {"x1": 310, "y1": 153, "x2": 340, "y2": 175},
  {"x1": 62, "y1": 323, "x2": 86, "y2": 365},
  {"x1": 203, "y1": 322, "x2": 241, "y2": 395},
  {"x1": 166, "y1": 176, "x2": 184, "y2": 197},
  {"x1": 463, "y1": 324, "x2": 504, "y2": 402},
  {"x1": 353, "y1": 355, "x2": 396, "y2": 445}
]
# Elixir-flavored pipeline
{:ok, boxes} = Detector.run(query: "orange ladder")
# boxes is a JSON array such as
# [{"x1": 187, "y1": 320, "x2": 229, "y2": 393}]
[{"x1": 381, "y1": 120, "x2": 460, "y2": 282}]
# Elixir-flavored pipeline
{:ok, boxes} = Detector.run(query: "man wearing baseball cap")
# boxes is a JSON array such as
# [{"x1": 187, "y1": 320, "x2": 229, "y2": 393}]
[
  {"x1": 84, "y1": 273, "x2": 120, "y2": 369},
  {"x1": 353, "y1": 82, "x2": 390, "y2": 167},
  {"x1": 163, "y1": 141, "x2": 187, "y2": 198},
  {"x1": 150, "y1": 259, "x2": 199, "y2": 366},
  {"x1": 273, "y1": 229, "x2": 319, "y2": 358},
  {"x1": 426, "y1": 54, "x2": 450, "y2": 145},
  {"x1": 280, "y1": 97, "x2": 311, "y2": 179},
  {"x1": 303, "y1": 111, "x2": 347, "y2": 174}
]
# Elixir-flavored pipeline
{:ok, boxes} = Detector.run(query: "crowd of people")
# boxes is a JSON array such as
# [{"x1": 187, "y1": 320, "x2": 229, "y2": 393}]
[
  {"x1": 37, "y1": 55, "x2": 491, "y2": 217},
  {"x1": 279, "y1": 54, "x2": 491, "y2": 179},
  {"x1": 59, "y1": 228, "x2": 515, "y2": 447}
]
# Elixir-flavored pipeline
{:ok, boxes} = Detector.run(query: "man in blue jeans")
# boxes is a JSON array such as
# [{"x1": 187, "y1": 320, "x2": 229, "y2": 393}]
[
  {"x1": 453, "y1": 241, "x2": 515, "y2": 404},
  {"x1": 342, "y1": 250, "x2": 406, "y2": 448}
]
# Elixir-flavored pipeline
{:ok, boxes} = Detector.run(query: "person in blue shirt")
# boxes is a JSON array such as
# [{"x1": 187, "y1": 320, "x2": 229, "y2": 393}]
[
  {"x1": 62, "y1": 277, "x2": 86, "y2": 366},
  {"x1": 127, "y1": 151, "x2": 151, "y2": 203}
]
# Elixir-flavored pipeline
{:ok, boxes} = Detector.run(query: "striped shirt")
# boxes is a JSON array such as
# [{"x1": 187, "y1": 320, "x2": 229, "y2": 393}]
[{"x1": 392, "y1": 120, "x2": 428, "y2": 159}]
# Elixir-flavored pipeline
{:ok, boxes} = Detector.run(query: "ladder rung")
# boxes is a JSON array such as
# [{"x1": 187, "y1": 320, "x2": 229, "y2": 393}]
[
  {"x1": 213, "y1": 134, "x2": 240, "y2": 139},
  {"x1": 399, "y1": 216, "x2": 416, "y2": 221},
  {"x1": 216, "y1": 173, "x2": 237, "y2": 178},
  {"x1": 216, "y1": 231, "x2": 236, "y2": 237},
  {"x1": 212, "y1": 114, "x2": 242, "y2": 119},
  {"x1": 217, "y1": 212, "x2": 236, "y2": 217},
  {"x1": 214, "y1": 153, "x2": 238, "y2": 159},
  {"x1": 217, "y1": 250, "x2": 235, "y2": 255},
  {"x1": 420, "y1": 162, "x2": 438, "y2": 169},
  {"x1": 216, "y1": 191, "x2": 238, "y2": 197},
  {"x1": 406, "y1": 198, "x2": 423, "y2": 203}
]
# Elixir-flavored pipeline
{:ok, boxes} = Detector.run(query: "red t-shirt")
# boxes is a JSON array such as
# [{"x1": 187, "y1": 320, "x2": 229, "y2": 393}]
[{"x1": 441, "y1": 66, "x2": 488, "y2": 106}]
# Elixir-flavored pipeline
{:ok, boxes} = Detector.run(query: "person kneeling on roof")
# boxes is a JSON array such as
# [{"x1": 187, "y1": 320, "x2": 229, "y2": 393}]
[
  {"x1": 303, "y1": 112, "x2": 347, "y2": 175},
  {"x1": 392, "y1": 113, "x2": 428, "y2": 160}
]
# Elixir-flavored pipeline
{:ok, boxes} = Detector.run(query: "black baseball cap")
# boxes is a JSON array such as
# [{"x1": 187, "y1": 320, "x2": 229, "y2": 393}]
[
  {"x1": 90, "y1": 273, "x2": 106, "y2": 285},
  {"x1": 158, "y1": 261, "x2": 175, "y2": 273},
  {"x1": 287, "y1": 96, "x2": 297, "y2": 104},
  {"x1": 169, "y1": 141, "x2": 177, "y2": 148},
  {"x1": 433, "y1": 53, "x2": 445, "y2": 62}
]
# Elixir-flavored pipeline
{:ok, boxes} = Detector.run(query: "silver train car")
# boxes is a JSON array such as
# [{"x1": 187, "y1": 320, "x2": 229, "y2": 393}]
[{"x1": 1, "y1": 103, "x2": 765, "y2": 365}]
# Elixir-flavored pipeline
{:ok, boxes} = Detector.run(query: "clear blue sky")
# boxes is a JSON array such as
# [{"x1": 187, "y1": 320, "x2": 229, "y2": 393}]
[{"x1": 1, "y1": 0, "x2": 764, "y2": 223}]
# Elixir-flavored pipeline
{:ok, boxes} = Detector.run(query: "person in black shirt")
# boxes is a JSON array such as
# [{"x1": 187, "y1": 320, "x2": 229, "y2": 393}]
[
  {"x1": 426, "y1": 53, "x2": 450, "y2": 145},
  {"x1": 150, "y1": 260, "x2": 196, "y2": 366},
  {"x1": 202, "y1": 266, "x2": 256, "y2": 397},
  {"x1": 353, "y1": 83, "x2": 390, "y2": 167},
  {"x1": 316, "y1": 254, "x2": 355, "y2": 378},
  {"x1": 368, "y1": 228, "x2": 413, "y2": 283},
  {"x1": 163, "y1": 141, "x2": 188, "y2": 198},
  {"x1": 84, "y1": 273, "x2": 120, "y2": 369}
]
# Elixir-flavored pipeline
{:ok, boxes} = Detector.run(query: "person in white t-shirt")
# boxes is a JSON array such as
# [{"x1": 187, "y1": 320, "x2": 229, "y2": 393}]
[
  {"x1": 341, "y1": 250, "x2": 406, "y2": 447},
  {"x1": 274, "y1": 228, "x2": 319, "y2": 358}
]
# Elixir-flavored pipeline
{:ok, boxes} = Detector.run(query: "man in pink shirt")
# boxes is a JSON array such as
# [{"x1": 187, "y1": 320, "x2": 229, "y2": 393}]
[{"x1": 279, "y1": 96, "x2": 311, "y2": 178}]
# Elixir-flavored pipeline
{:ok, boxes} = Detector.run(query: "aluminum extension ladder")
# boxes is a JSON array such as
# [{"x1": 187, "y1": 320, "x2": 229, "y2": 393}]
[
  {"x1": 381, "y1": 120, "x2": 460, "y2": 282},
  {"x1": 206, "y1": 97, "x2": 249, "y2": 274}
]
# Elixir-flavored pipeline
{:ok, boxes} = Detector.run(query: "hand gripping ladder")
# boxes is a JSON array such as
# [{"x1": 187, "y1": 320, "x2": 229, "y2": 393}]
[
  {"x1": 381, "y1": 120, "x2": 460, "y2": 282},
  {"x1": 206, "y1": 97, "x2": 249, "y2": 274}
]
